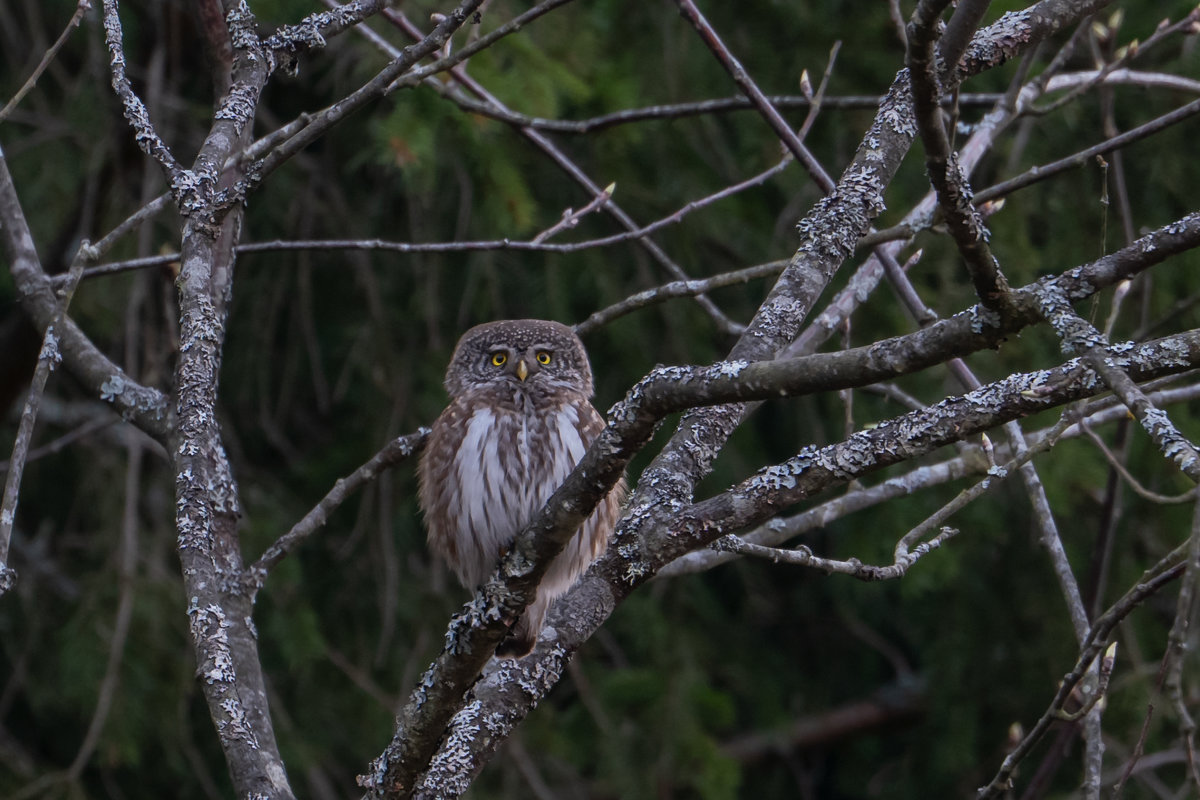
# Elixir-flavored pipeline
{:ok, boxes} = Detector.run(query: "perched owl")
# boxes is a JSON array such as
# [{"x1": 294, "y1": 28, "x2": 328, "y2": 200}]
[{"x1": 418, "y1": 319, "x2": 625, "y2": 657}]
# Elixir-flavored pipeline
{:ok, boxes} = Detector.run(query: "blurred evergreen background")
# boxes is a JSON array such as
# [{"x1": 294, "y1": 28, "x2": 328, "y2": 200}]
[{"x1": 2, "y1": 0, "x2": 1199, "y2": 797}]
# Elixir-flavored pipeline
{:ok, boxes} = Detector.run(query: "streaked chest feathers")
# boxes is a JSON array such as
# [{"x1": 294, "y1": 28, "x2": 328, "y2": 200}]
[{"x1": 444, "y1": 397, "x2": 588, "y2": 588}]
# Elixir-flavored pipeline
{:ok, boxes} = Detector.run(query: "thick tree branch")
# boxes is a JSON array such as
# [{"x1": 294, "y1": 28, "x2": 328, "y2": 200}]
[
  {"x1": 389, "y1": 202, "x2": 1200, "y2": 792},
  {"x1": 908, "y1": 0, "x2": 1017, "y2": 319},
  {"x1": 0, "y1": 152, "x2": 170, "y2": 436},
  {"x1": 419, "y1": 326, "x2": 1200, "y2": 790},
  {"x1": 1036, "y1": 286, "x2": 1200, "y2": 483}
]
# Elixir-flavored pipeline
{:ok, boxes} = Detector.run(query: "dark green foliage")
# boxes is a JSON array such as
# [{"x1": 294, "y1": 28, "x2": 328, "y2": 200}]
[{"x1": 2, "y1": 0, "x2": 1199, "y2": 797}]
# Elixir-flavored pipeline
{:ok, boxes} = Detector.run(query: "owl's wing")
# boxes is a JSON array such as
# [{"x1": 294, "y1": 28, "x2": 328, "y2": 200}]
[{"x1": 417, "y1": 398, "x2": 473, "y2": 569}]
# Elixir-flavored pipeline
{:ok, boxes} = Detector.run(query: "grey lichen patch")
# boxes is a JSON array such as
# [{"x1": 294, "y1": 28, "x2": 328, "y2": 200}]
[
  {"x1": 968, "y1": 303, "x2": 1002, "y2": 334},
  {"x1": 714, "y1": 360, "x2": 750, "y2": 378},
  {"x1": 679, "y1": 421, "x2": 724, "y2": 475},
  {"x1": 214, "y1": 83, "x2": 261, "y2": 135},
  {"x1": 175, "y1": 501, "x2": 212, "y2": 551},
  {"x1": 746, "y1": 446, "x2": 820, "y2": 494},
  {"x1": 797, "y1": 192, "x2": 864, "y2": 263},
  {"x1": 444, "y1": 595, "x2": 507, "y2": 655},
  {"x1": 877, "y1": 76, "x2": 918, "y2": 139},
  {"x1": 1150, "y1": 336, "x2": 1193, "y2": 368},
  {"x1": 40, "y1": 327, "x2": 62, "y2": 367},
  {"x1": 622, "y1": 555, "x2": 650, "y2": 585},
  {"x1": 413, "y1": 664, "x2": 438, "y2": 706},
  {"x1": 100, "y1": 374, "x2": 127, "y2": 402},
  {"x1": 224, "y1": 1, "x2": 260, "y2": 50},
  {"x1": 188, "y1": 600, "x2": 237, "y2": 686},
  {"x1": 1019, "y1": 369, "x2": 1060, "y2": 400},
  {"x1": 219, "y1": 695, "x2": 261, "y2": 749},
  {"x1": 209, "y1": 445, "x2": 241, "y2": 515},
  {"x1": 831, "y1": 432, "x2": 880, "y2": 477},
  {"x1": 171, "y1": 169, "x2": 217, "y2": 217},
  {"x1": 418, "y1": 700, "x2": 482, "y2": 797},
  {"x1": 1163, "y1": 213, "x2": 1198, "y2": 236},
  {"x1": 266, "y1": 6, "x2": 357, "y2": 52},
  {"x1": 842, "y1": 165, "x2": 887, "y2": 218},
  {"x1": 515, "y1": 644, "x2": 566, "y2": 697},
  {"x1": 959, "y1": 9, "x2": 1032, "y2": 73}
]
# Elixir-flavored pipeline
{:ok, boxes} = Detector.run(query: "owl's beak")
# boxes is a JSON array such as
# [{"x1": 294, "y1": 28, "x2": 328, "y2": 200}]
[{"x1": 515, "y1": 358, "x2": 529, "y2": 381}]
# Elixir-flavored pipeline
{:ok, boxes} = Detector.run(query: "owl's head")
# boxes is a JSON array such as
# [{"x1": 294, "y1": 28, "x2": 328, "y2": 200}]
[{"x1": 443, "y1": 319, "x2": 595, "y2": 398}]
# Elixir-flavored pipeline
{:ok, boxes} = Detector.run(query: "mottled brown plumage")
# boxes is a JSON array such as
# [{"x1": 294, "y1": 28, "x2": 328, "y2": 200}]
[{"x1": 418, "y1": 319, "x2": 624, "y2": 657}]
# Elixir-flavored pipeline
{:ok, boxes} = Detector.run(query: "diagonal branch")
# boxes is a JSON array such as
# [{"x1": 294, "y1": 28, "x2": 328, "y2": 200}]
[
  {"x1": 245, "y1": 429, "x2": 430, "y2": 596},
  {"x1": 977, "y1": 548, "x2": 1190, "y2": 798},
  {"x1": 0, "y1": 258, "x2": 85, "y2": 597},
  {"x1": 101, "y1": 0, "x2": 193, "y2": 205},
  {"x1": 1035, "y1": 285, "x2": 1200, "y2": 483},
  {"x1": 0, "y1": 153, "x2": 170, "y2": 436},
  {"x1": 0, "y1": 0, "x2": 90, "y2": 125},
  {"x1": 672, "y1": 0, "x2": 834, "y2": 191},
  {"x1": 361, "y1": 0, "x2": 744, "y2": 334},
  {"x1": 907, "y1": 0, "x2": 1017, "y2": 320},
  {"x1": 417, "y1": 326, "x2": 1200, "y2": 794}
]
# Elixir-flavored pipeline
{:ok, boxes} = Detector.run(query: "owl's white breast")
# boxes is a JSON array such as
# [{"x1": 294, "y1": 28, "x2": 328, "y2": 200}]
[{"x1": 449, "y1": 401, "x2": 588, "y2": 587}]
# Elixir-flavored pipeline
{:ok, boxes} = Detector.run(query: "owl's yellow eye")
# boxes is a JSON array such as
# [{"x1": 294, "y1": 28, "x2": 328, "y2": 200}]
[
  {"x1": 490, "y1": 353, "x2": 507, "y2": 367},
  {"x1": 536, "y1": 351, "x2": 552, "y2": 365}
]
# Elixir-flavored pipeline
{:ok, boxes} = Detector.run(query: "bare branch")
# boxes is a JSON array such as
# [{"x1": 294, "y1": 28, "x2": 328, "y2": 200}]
[
  {"x1": 441, "y1": 91, "x2": 1006, "y2": 134},
  {"x1": 575, "y1": 261, "x2": 789, "y2": 336},
  {"x1": 0, "y1": 257, "x2": 84, "y2": 597},
  {"x1": 977, "y1": 552, "x2": 1188, "y2": 799},
  {"x1": 0, "y1": 153, "x2": 170, "y2": 435},
  {"x1": 245, "y1": 430, "x2": 430, "y2": 596},
  {"x1": 908, "y1": 0, "x2": 1017, "y2": 319},
  {"x1": 975, "y1": 97, "x2": 1200, "y2": 206},
  {"x1": 1036, "y1": 288, "x2": 1200, "y2": 483},
  {"x1": 673, "y1": 0, "x2": 834, "y2": 190},
  {"x1": 0, "y1": 0, "x2": 89, "y2": 125},
  {"x1": 1162, "y1": 491, "x2": 1200, "y2": 792},
  {"x1": 1078, "y1": 420, "x2": 1200, "y2": 504},
  {"x1": 364, "y1": 1, "x2": 745, "y2": 335}
]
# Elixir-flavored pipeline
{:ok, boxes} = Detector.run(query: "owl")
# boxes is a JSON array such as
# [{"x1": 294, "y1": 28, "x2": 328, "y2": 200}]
[{"x1": 418, "y1": 319, "x2": 625, "y2": 657}]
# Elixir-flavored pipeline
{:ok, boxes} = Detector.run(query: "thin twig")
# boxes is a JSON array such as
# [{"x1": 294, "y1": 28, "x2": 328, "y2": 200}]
[
  {"x1": 977, "y1": 553, "x2": 1189, "y2": 799},
  {"x1": 1162, "y1": 494, "x2": 1200, "y2": 792},
  {"x1": 66, "y1": 431, "x2": 141, "y2": 779},
  {"x1": 530, "y1": 182, "x2": 615, "y2": 244},
  {"x1": 1028, "y1": 11, "x2": 1200, "y2": 116},
  {"x1": 1078, "y1": 420, "x2": 1199, "y2": 504},
  {"x1": 0, "y1": 253, "x2": 87, "y2": 596},
  {"x1": 575, "y1": 260, "x2": 788, "y2": 336},
  {"x1": 78, "y1": 154, "x2": 792, "y2": 280},
  {"x1": 974, "y1": 97, "x2": 1200, "y2": 206},
  {"x1": 0, "y1": 0, "x2": 90, "y2": 125},
  {"x1": 429, "y1": 92, "x2": 1006, "y2": 134},
  {"x1": 343, "y1": 0, "x2": 745, "y2": 335},
  {"x1": 673, "y1": 0, "x2": 835, "y2": 192},
  {"x1": 245, "y1": 430, "x2": 429, "y2": 596}
]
